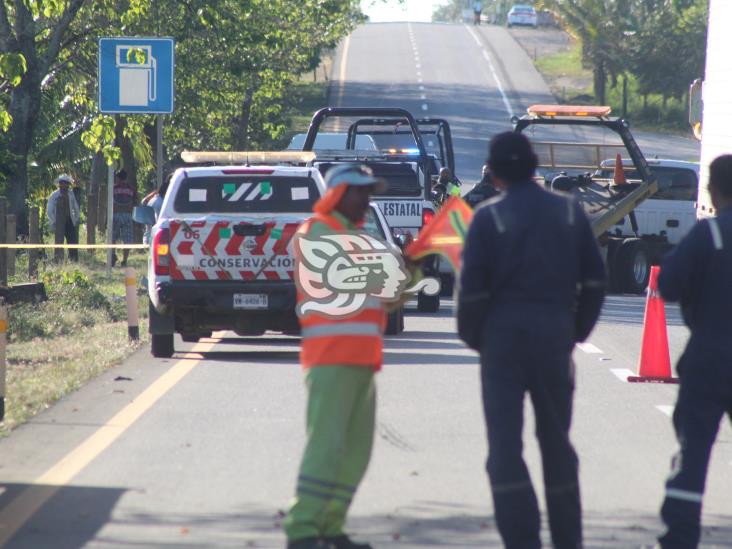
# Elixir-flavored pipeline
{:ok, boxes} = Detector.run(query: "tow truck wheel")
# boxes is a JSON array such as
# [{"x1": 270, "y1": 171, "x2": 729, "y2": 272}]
[
  {"x1": 417, "y1": 292, "x2": 440, "y2": 313},
  {"x1": 616, "y1": 239, "x2": 651, "y2": 294},
  {"x1": 151, "y1": 334, "x2": 174, "y2": 358}
]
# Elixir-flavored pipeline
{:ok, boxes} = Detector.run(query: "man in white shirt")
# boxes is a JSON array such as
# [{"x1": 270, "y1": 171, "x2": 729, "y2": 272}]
[{"x1": 47, "y1": 174, "x2": 81, "y2": 261}]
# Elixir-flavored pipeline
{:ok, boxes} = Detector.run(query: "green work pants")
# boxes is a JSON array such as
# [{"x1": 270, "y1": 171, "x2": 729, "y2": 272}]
[{"x1": 285, "y1": 365, "x2": 376, "y2": 541}]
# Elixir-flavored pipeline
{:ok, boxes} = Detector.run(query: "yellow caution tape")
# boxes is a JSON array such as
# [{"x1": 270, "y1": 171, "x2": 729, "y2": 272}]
[
  {"x1": 124, "y1": 277, "x2": 136, "y2": 286},
  {"x1": 0, "y1": 244, "x2": 148, "y2": 249}
]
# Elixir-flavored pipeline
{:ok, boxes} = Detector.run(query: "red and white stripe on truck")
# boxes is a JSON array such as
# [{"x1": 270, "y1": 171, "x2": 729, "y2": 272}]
[{"x1": 165, "y1": 219, "x2": 301, "y2": 281}]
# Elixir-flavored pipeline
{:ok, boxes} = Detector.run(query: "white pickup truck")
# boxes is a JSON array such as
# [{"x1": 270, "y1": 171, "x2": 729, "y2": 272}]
[{"x1": 136, "y1": 164, "x2": 325, "y2": 357}]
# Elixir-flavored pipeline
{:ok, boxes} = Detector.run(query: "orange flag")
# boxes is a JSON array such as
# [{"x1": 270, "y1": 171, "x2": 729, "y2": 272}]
[{"x1": 405, "y1": 196, "x2": 474, "y2": 271}]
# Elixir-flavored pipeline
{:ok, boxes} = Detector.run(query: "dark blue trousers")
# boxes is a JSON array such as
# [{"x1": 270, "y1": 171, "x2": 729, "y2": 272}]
[
  {"x1": 480, "y1": 326, "x2": 582, "y2": 549},
  {"x1": 659, "y1": 352, "x2": 732, "y2": 549}
]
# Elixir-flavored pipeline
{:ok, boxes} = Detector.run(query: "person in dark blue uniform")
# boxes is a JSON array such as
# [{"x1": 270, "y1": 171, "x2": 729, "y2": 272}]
[
  {"x1": 656, "y1": 154, "x2": 732, "y2": 549},
  {"x1": 457, "y1": 132, "x2": 606, "y2": 549}
]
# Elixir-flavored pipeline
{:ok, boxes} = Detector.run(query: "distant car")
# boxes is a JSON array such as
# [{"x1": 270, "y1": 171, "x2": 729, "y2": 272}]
[
  {"x1": 594, "y1": 158, "x2": 700, "y2": 247},
  {"x1": 286, "y1": 132, "x2": 377, "y2": 151},
  {"x1": 507, "y1": 4, "x2": 538, "y2": 28}
]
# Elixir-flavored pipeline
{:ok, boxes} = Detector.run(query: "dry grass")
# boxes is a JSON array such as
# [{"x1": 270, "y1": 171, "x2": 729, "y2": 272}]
[
  {"x1": 1, "y1": 248, "x2": 152, "y2": 436},
  {"x1": 1, "y1": 318, "x2": 149, "y2": 436}
]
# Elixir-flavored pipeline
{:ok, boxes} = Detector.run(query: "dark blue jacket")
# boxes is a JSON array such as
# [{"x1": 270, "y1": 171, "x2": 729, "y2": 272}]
[
  {"x1": 457, "y1": 181, "x2": 606, "y2": 351},
  {"x1": 659, "y1": 206, "x2": 732, "y2": 363}
]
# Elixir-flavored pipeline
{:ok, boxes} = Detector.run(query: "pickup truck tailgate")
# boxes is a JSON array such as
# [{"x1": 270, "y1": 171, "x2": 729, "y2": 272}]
[{"x1": 168, "y1": 216, "x2": 305, "y2": 281}]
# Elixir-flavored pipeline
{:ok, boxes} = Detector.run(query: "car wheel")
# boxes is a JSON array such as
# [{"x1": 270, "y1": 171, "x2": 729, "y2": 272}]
[
  {"x1": 439, "y1": 273, "x2": 454, "y2": 297},
  {"x1": 385, "y1": 308, "x2": 402, "y2": 336},
  {"x1": 151, "y1": 333, "x2": 174, "y2": 358},
  {"x1": 615, "y1": 239, "x2": 651, "y2": 294},
  {"x1": 417, "y1": 292, "x2": 440, "y2": 313}
]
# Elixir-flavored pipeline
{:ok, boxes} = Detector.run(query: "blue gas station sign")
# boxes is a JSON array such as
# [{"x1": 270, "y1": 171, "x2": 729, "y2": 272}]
[{"x1": 98, "y1": 37, "x2": 175, "y2": 114}]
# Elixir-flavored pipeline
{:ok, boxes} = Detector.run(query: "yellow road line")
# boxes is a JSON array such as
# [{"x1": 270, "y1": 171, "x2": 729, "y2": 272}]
[{"x1": 0, "y1": 341, "x2": 215, "y2": 545}]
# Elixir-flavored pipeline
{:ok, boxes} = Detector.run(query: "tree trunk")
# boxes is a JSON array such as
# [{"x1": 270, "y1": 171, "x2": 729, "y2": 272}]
[
  {"x1": 115, "y1": 117, "x2": 137, "y2": 191},
  {"x1": 235, "y1": 89, "x2": 255, "y2": 150},
  {"x1": 6, "y1": 53, "x2": 42, "y2": 236},
  {"x1": 593, "y1": 61, "x2": 607, "y2": 105}
]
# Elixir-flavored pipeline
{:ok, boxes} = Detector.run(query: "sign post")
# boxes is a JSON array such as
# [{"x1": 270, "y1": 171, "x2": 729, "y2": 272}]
[{"x1": 99, "y1": 37, "x2": 174, "y2": 272}]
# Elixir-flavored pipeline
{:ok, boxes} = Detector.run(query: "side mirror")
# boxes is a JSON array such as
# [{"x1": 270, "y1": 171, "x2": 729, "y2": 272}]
[{"x1": 132, "y1": 205, "x2": 156, "y2": 226}]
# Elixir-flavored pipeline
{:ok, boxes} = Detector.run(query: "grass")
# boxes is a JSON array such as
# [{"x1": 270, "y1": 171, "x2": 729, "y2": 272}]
[
  {"x1": 1, "y1": 233, "x2": 151, "y2": 435},
  {"x1": 533, "y1": 43, "x2": 692, "y2": 134}
]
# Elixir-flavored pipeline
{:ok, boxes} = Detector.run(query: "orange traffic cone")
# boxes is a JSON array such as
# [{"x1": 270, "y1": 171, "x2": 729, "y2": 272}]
[
  {"x1": 613, "y1": 153, "x2": 627, "y2": 185},
  {"x1": 628, "y1": 266, "x2": 678, "y2": 384}
]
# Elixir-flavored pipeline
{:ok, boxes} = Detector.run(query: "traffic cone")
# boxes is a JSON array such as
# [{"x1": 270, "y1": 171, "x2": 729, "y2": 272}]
[
  {"x1": 628, "y1": 266, "x2": 678, "y2": 384},
  {"x1": 613, "y1": 153, "x2": 627, "y2": 185}
]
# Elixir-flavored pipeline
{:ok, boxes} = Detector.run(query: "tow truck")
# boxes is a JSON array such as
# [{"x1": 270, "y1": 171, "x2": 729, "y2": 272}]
[
  {"x1": 301, "y1": 107, "x2": 443, "y2": 312},
  {"x1": 514, "y1": 105, "x2": 659, "y2": 293}
]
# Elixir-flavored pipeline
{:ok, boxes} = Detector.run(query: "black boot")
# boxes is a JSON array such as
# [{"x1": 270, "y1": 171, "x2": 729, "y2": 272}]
[
  {"x1": 287, "y1": 537, "x2": 325, "y2": 549},
  {"x1": 323, "y1": 534, "x2": 373, "y2": 549}
]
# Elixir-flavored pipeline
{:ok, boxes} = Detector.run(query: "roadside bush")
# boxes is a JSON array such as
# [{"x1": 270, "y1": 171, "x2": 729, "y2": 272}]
[{"x1": 8, "y1": 268, "x2": 120, "y2": 343}]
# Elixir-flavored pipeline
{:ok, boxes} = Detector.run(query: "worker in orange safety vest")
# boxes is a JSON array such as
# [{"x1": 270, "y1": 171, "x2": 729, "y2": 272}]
[{"x1": 285, "y1": 164, "x2": 402, "y2": 549}]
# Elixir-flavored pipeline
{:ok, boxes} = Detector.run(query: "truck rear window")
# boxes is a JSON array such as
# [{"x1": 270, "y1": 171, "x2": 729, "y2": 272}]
[
  {"x1": 174, "y1": 175, "x2": 320, "y2": 213},
  {"x1": 317, "y1": 162, "x2": 422, "y2": 198}
]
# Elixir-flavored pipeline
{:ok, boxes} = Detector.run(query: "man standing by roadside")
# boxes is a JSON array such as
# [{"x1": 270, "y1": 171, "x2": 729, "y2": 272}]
[
  {"x1": 457, "y1": 132, "x2": 605, "y2": 549},
  {"x1": 284, "y1": 164, "x2": 391, "y2": 549},
  {"x1": 47, "y1": 174, "x2": 81, "y2": 262},
  {"x1": 111, "y1": 169, "x2": 137, "y2": 267},
  {"x1": 655, "y1": 154, "x2": 732, "y2": 549}
]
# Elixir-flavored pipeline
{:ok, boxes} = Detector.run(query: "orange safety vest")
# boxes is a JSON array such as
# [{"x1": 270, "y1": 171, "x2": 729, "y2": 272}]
[{"x1": 296, "y1": 213, "x2": 386, "y2": 370}]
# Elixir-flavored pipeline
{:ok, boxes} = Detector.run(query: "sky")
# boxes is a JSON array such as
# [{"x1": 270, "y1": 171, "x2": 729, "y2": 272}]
[{"x1": 360, "y1": 0, "x2": 450, "y2": 23}]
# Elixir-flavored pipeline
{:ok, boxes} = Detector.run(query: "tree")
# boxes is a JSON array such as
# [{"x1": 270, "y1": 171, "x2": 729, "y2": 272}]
[
  {"x1": 540, "y1": 0, "x2": 633, "y2": 105},
  {"x1": 0, "y1": 0, "x2": 86, "y2": 228},
  {"x1": 432, "y1": 0, "x2": 466, "y2": 22}
]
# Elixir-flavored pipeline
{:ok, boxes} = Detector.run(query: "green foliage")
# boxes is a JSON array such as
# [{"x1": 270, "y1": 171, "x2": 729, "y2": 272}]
[
  {"x1": 8, "y1": 268, "x2": 118, "y2": 343},
  {"x1": 539, "y1": 0, "x2": 707, "y2": 108},
  {"x1": 432, "y1": 1, "x2": 465, "y2": 22},
  {"x1": 40, "y1": 268, "x2": 113, "y2": 312}
]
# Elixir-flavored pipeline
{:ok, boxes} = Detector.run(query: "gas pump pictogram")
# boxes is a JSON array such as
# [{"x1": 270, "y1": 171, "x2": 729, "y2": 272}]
[{"x1": 116, "y1": 45, "x2": 157, "y2": 107}]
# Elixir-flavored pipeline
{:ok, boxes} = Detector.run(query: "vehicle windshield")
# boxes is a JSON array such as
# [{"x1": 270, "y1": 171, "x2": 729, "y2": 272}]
[
  {"x1": 316, "y1": 162, "x2": 422, "y2": 198},
  {"x1": 363, "y1": 206, "x2": 387, "y2": 240},
  {"x1": 287, "y1": 133, "x2": 377, "y2": 151},
  {"x1": 174, "y1": 175, "x2": 320, "y2": 213},
  {"x1": 596, "y1": 165, "x2": 698, "y2": 200}
]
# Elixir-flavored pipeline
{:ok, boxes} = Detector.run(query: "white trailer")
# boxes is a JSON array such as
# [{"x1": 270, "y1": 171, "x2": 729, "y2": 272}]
[{"x1": 697, "y1": 0, "x2": 732, "y2": 218}]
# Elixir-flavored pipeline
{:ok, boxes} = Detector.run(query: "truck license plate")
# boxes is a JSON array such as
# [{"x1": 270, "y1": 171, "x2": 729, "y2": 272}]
[{"x1": 233, "y1": 294, "x2": 268, "y2": 309}]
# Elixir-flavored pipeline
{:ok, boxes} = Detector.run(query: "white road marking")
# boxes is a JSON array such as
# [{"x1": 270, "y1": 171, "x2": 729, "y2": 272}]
[
  {"x1": 422, "y1": 103, "x2": 428, "y2": 111},
  {"x1": 419, "y1": 85, "x2": 425, "y2": 91},
  {"x1": 611, "y1": 369, "x2": 635, "y2": 383},
  {"x1": 656, "y1": 405, "x2": 674, "y2": 417},
  {"x1": 420, "y1": 94, "x2": 427, "y2": 100},
  {"x1": 466, "y1": 25, "x2": 514, "y2": 117},
  {"x1": 576, "y1": 342, "x2": 603, "y2": 354},
  {"x1": 416, "y1": 63, "x2": 421, "y2": 69}
]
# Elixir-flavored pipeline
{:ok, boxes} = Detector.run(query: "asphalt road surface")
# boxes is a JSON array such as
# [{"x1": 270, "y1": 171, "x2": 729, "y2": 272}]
[{"x1": 0, "y1": 23, "x2": 726, "y2": 549}]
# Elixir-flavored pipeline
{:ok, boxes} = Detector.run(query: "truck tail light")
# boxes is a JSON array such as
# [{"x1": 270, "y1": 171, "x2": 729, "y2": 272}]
[
  {"x1": 153, "y1": 228, "x2": 170, "y2": 276},
  {"x1": 422, "y1": 208, "x2": 435, "y2": 229}
]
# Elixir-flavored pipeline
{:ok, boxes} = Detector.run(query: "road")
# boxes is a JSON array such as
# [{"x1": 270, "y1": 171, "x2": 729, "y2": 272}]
[{"x1": 0, "y1": 23, "x2": 728, "y2": 549}]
